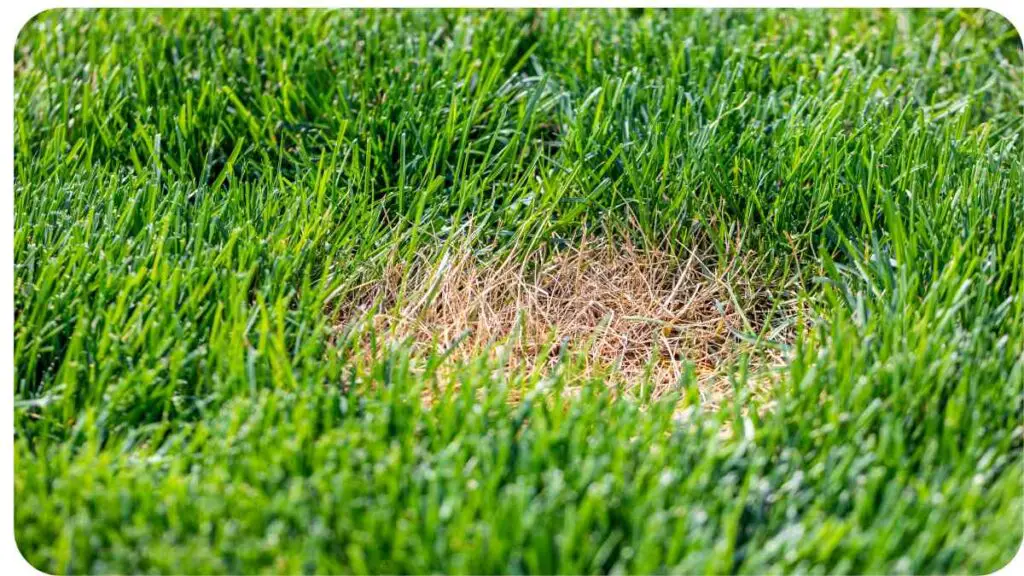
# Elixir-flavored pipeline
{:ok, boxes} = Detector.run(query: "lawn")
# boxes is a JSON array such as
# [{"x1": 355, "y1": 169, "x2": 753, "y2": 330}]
[{"x1": 12, "y1": 8, "x2": 1024, "y2": 574}]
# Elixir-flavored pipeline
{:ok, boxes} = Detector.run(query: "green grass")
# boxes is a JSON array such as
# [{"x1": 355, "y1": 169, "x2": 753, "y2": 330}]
[{"x1": 13, "y1": 8, "x2": 1024, "y2": 574}]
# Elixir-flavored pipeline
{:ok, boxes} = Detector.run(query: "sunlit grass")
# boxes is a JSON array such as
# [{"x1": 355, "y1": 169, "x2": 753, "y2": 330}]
[{"x1": 13, "y1": 8, "x2": 1024, "y2": 573}]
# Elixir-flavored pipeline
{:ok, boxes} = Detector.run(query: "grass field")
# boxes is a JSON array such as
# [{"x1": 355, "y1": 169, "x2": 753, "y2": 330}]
[{"x1": 13, "y1": 8, "x2": 1024, "y2": 574}]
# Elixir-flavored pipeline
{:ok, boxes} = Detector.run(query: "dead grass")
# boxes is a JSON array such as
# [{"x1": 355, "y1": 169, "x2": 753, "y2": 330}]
[{"x1": 332, "y1": 237, "x2": 798, "y2": 409}]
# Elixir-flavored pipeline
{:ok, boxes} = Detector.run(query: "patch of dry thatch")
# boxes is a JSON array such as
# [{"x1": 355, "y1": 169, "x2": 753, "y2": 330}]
[{"x1": 333, "y1": 238, "x2": 797, "y2": 409}]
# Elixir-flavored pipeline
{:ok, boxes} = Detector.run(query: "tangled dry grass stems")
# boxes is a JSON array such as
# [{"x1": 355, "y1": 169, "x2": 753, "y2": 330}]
[{"x1": 333, "y1": 238, "x2": 798, "y2": 409}]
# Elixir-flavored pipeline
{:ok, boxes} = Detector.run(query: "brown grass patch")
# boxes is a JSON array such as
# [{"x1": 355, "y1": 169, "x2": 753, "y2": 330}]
[{"x1": 333, "y1": 238, "x2": 797, "y2": 409}]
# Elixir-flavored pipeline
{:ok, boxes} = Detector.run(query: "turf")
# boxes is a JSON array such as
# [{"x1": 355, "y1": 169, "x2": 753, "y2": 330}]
[{"x1": 13, "y1": 8, "x2": 1024, "y2": 574}]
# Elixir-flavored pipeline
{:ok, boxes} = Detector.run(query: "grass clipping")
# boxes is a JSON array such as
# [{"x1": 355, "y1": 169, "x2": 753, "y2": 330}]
[{"x1": 336, "y1": 239, "x2": 795, "y2": 408}]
